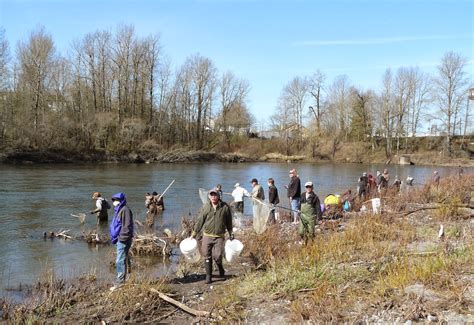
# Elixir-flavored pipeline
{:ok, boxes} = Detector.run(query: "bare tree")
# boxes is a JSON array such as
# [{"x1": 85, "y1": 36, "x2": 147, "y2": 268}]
[
  {"x1": 406, "y1": 67, "x2": 431, "y2": 137},
  {"x1": 433, "y1": 51, "x2": 468, "y2": 155},
  {"x1": 0, "y1": 28, "x2": 11, "y2": 140},
  {"x1": 16, "y1": 26, "x2": 56, "y2": 136},
  {"x1": 0, "y1": 28, "x2": 9, "y2": 89},
  {"x1": 275, "y1": 76, "x2": 309, "y2": 150},
  {"x1": 378, "y1": 68, "x2": 395, "y2": 157},
  {"x1": 112, "y1": 25, "x2": 135, "y2": 125},
  {"x1": 308, "y1": 69, "x2": 326, "y2": 133},
  {"x1": 327, "y1": 75, "x2": 351, "y2": 138},
  {"x1": 393, "y1": 67, "x2": 411, "y2": 153},
  {"x1": 142, "y1": 35, "x2": 161, "y2": 126},
  {"x1": 187, "y1": 54, "x2": 217, "y2": 148},
  {"x1": 217, "y1": 71, "x2": 250, "y2": 147}
]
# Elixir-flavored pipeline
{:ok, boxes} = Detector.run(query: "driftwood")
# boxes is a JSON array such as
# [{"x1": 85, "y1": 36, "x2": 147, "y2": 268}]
[
  {"x1": 82, "y1": 231, "x2": 109, "y2": 244},
  {"x1": 403, "y1": 204, "x2": 469, "y2": 216},
  {"x1": 131, "y1": 234, "x2": 171, "y2": 257},
  {"x1": 56, "y1": 229, "x2": 73, "y2": 240},
  {"x1": 149, "y1": 288, "x2": 210, "y2": 317}
]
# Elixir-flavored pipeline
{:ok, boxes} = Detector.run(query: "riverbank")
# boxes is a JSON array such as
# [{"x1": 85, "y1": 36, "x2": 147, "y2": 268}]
[
  {"x1": 1, "y1": 146, "x2": 472, "y2": 167},
  {"x1": 2, "y1": 174, "x2": 473, "y2": 323}
]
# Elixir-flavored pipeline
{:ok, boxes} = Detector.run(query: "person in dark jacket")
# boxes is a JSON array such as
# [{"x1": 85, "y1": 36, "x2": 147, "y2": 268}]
[
  {"x1": 357, "y1": 177, "x2": 367, "y2": 201},
  {"x1": 90, "y1": 192, "x2": 109, "y2": 223},
  {"x1": 192, "y1": 188, "x2": 234, "y2": 284},
  {"x1": 267, "y1": 178, "x2": 280, "y2": 224},
  {"x1": 287, "y1": 169, "x2": 301, "y2": 224},
  {"x1": 299, "y1": 181, "x2": 322, "y2": 245},
  {"x1": 109, "y1": 192, "x2": 134, "y2": 291}
]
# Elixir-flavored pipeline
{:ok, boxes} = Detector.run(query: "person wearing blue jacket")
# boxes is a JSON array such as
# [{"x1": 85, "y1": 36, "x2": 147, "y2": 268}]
[{"x1": 109, "y1": 192, "x2": 134, "y2": 291}]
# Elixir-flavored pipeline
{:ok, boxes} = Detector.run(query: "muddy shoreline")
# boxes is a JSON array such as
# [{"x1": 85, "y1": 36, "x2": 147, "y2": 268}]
[{"x1": 1, "y1": 148, "x2": 472, "y2": 167}]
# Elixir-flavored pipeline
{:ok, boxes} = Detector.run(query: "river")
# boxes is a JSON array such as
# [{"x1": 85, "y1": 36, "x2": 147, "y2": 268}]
[{"x1": 0, "y1": 162, "x2": 468, "y2": 299}]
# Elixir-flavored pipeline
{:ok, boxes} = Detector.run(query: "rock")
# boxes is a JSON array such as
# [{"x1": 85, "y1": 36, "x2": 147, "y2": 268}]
[
  {"x1": 404, "y1": 283, "x2": 442, "y2": 302},
  {"x1": 404, "y1": 320, "x2": 412, "y2": 325},
  {"x1": 441, "y1": 311, "x2": 474, "y2": 324},
  {"x1": 427, "y1": 315, "x2": 437, "y2": 322}
]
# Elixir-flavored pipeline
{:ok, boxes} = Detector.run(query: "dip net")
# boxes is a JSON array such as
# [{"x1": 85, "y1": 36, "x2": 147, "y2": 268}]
[
  {"x1": 198, "y1": 188, "x2": 209, "y2": 205},
  {"x1": 251, "y1": 198, "x2": 270, "y2": 234},
  {"x1": 198, "y1": 189, "x2": 269, "y2": 233}
]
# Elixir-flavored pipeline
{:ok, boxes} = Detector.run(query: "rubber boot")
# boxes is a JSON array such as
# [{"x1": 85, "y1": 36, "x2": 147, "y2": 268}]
[
  {"x1": 205, "y1": 259, "x2": 212, "y2": 284},
  {"x1": 216, "y1": 261, "x2": 225, "y2": 278}
]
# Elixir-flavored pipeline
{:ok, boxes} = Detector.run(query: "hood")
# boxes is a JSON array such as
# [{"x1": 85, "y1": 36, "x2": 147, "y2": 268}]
[{"x1": 112, "y1": 192, "x2": 127, "y2": 217}]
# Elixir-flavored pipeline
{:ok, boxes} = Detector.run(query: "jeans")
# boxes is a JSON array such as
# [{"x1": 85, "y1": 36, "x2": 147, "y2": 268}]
[
  {"x1": 116, "y1": 238, "x2": 132, "y2": 284},
  {"x1": 291, "y1": 198, "x2": 300, "y2": 222}
]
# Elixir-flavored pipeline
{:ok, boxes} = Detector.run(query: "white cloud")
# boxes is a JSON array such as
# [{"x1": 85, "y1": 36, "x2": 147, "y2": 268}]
[{"x1": 292, "y1": 34, "x2": 473, "y2": 47}]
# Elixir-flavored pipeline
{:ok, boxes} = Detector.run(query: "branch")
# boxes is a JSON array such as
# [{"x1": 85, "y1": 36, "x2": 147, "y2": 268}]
[{"x1": 149, "y1": 288, "x2": 210, "y2": 317}]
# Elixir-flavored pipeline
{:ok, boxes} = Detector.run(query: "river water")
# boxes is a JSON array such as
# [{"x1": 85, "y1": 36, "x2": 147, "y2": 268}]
[{"x1": 0, "y1": 162, "x2": 468, "y2": 298}]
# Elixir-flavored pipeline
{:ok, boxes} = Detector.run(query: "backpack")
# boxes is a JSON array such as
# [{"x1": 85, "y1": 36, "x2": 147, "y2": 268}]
[{"x1": 102, "y1": 198, "x2": 111, "y2": 210}]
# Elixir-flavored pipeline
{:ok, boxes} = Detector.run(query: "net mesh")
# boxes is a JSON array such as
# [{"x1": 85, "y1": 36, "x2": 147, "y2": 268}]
[
  {"x1": 251, "y1": 198, "x2": 270, "y2": 234},
  {"x1": 198, "y1": 188, "x2": 209, "y2": 205},
  {"x1": 198, "y1": 189, "x2": 270, "y2": 234}
]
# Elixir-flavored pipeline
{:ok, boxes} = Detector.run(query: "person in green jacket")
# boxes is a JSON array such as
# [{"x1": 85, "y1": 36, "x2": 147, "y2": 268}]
[
  {"x1": 192, "y1": 188, "x2": 234, "y2": 284},
  {"x1": 299, "y1": 181, "x2": 322, "y2": 245}
]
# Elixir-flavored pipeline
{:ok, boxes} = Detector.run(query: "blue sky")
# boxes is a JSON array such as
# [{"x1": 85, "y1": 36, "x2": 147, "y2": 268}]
[{"x1": 1, "y1": 0, "x2": 472, "y2": 124}]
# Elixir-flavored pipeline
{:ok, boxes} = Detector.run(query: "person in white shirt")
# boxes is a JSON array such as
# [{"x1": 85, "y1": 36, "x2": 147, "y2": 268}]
[{"x1": 231, "y1": 183, "x2": 250, "y2": 213}]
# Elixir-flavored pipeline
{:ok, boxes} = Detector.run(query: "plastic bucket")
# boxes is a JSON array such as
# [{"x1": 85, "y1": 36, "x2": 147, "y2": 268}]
[
  {"x1": 371, "y1": 198, "x2": 381, "y2": 214},
  {"x1": 225, "y1": 239, "x2": 244, "y2": 263},
  {"x1": 179, "y1": 237, "x2": 201, "y2": 263}
]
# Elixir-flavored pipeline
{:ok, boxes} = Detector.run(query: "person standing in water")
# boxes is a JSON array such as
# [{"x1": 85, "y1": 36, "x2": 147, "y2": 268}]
[{"x1": 90, "y1": 192, "x2": 110, "y2": 223}]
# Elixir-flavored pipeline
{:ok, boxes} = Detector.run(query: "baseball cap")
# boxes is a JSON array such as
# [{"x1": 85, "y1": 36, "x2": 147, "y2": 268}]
[{"x1": 209, "y1": 188, "x2": 220, "y2": 197}]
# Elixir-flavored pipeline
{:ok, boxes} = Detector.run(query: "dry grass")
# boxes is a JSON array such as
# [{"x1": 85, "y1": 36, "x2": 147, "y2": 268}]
[
  {"x1": 1, "y1": 269, "x2": 171, "y2": 323},
  {"x1": 228, "y1": 174, "x2": 473, "y2": 322}
]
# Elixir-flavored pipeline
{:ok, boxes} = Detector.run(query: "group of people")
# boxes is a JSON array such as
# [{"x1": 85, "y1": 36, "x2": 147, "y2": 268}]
[
  {"x1": 88, "y1": 165, "x2": 463, "y2": 288},
  {"x1": 223, "y1": 169, "x2": 323, "y2": 244},
  {"x1": 356, "y1": 168, "x2": 417, "y2": 201},
  {"x1": 190, "y1": 168, "x2": 323, "y2": 283}
]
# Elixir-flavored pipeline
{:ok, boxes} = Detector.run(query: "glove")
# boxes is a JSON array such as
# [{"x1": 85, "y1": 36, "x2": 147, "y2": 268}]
[
  {"x1": 229, "y1": 233, "x2": 234, "y2": 241},
  {"x1": 191, "y1": 231, "x2": 197, "y2": 239},
  {"x1": 90, "y1": 210, "x2": 95, "y2": 214}
]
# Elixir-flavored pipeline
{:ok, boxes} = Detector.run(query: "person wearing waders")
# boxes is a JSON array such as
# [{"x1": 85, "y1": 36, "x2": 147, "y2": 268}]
[
  {"x1": 90, "y1": 192, "x2": 110, "y2": 223},
  {"x1": 299, "y1": 182, "x2": 322, "y2": 245},
  {"x1": 192, "y1": 188, "x2": 234, "y2": 284},
  {"x1": 109, "y1": 192, "x2": 134, "y2": 291}
]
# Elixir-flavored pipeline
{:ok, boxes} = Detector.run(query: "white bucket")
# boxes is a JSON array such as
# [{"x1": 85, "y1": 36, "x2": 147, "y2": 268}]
[
  {"x1": 371, "y1": 198, "x2": 381, "y2": 214},
  {"x1": 179, "y1": 237, "x2": 201, "y2": 263},
  {"x1": 225, "y1": 239, "x2": 244, "y2": 263}
]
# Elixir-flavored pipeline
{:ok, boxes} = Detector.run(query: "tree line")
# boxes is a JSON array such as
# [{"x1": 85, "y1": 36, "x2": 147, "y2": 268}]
[
  {"x1": 271, "y1": 52, "x2": 472, "y2": 158},
  {"x1": 0, "y1": 25, "x2": 252, "y2": 154},
  {"x1": 0, "y1": 24, "x2": 471, "y2": 159}
]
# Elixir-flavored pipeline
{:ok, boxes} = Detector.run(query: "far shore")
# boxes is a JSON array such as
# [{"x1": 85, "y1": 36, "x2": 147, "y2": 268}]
[{"x1": 0, "y1": 148, "x2": 472, "y2": 167}]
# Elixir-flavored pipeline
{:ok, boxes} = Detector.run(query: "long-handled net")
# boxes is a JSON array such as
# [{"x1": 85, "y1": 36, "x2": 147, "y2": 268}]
[{"x1": 251, "y1": 198, "x2": 271, "y2": 234}]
